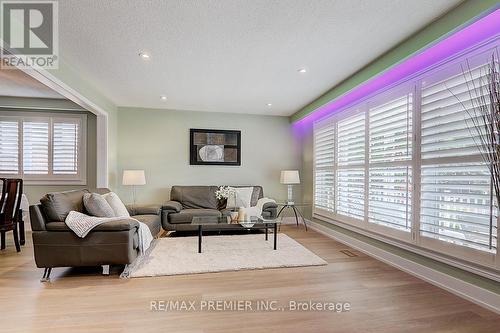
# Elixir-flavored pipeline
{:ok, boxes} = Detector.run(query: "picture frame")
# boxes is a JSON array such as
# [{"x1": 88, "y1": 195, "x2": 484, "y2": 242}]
[{"x1": 189, "y1": 128, "x2": 241, "y2": 166}]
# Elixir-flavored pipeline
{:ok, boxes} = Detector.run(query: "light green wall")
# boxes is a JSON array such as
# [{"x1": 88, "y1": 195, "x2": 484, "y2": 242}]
[
  {"x1": 291, "y1": 0, "x2": 499, "y2": 122},
  {"x1": 115, "y1": 107, "x2": 301, "y2": 205},
  {"x1": 0, "y1": 97, "x2": 97, "y2": 203}
]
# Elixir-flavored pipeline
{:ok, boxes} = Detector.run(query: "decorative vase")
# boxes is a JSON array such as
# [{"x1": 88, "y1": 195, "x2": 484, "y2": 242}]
[
  {"x1": 230, "y1": 211, "x2": 239, "y2": 222},
  {"x1": 237, "y1": 207, "x2": 246, "y2": 222}
]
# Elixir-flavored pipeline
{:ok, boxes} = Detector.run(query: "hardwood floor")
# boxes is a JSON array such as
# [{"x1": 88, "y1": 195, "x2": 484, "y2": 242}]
[{"x1": 1, "y1": 226, "x2": 499, "y2": 333}]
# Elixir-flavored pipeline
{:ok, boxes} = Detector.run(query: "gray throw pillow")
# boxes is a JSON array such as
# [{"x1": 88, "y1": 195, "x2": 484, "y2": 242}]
[
  {"x1": 83, "y1": 193, "x2": 115, "y2": 218},
  {"x1": 40, "y1": 189, "x2": 89, "y2": 222}
]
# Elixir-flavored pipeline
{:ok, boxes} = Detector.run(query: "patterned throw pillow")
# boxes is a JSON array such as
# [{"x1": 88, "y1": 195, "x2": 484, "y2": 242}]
[
  {"x1": 102, "y1": 192, "x2": 130, "y2": 217},
  {"x1": 83, "y1": 193, "x2": 115, "y2": 217}
]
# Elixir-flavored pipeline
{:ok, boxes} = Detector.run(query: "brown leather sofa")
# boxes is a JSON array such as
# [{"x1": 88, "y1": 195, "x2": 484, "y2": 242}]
[
  {"x1": 161, "y1": 185, "x2": 277, "y2": 231},
  {"x1": 29, "y1": 189, "x2": 161, "y2": 280}
]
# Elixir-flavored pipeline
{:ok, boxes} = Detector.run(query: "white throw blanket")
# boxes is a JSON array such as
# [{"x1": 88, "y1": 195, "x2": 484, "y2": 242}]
[
  {"x1": 242, "y1": 198, "x2": 276, "y2": 218},
  {"x1": 64, "y1": 211, "x2": 154, "y2": 254}
]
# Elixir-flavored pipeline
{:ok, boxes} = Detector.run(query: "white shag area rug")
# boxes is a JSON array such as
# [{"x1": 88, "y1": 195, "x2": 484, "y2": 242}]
[{"x1": 122, "y1": 234, "x2": 327, "y2": 278}]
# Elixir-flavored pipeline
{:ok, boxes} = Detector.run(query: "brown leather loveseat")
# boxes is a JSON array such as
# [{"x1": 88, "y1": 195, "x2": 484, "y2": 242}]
[{"x1": 29, "y1": 189, "x2": 161, "y2": 281}]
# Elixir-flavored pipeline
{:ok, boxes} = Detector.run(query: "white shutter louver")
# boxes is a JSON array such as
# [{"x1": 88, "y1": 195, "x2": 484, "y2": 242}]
[
  {"x1": 314, "y1": 119, "x2": 335, "y2": 212},
  {"x1": 0, "y1": 120, "x2": 19, "y2": 174},
  {"x1": 421, "y1": 64, "x2": 490, "y2": 159},
  {"x1": 369, "y1": 95, "x2": 412, "y2": 163},
  {"x1": 368, "y1": 94, "x2": 412, "y2": 231},
  {"x1": 23, "y1": 121, "x2": 49, "y2": 175},
  {"x1": 53, "y1": 120, "x2": 79, "y2": 175},
  {"x1": 369, "y1": 167, "x2": 412, "y2": 230},
  {"x1": 336, "y1": 113, "x2": 365, "y2": 219},
  {"x1": 421, "y1": 163, "x2": 497, "y2": 253}
]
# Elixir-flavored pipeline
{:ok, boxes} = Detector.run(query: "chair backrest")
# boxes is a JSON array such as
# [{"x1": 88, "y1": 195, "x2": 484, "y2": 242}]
[{"x1": 0, "y1": 178, "x2": 23, "y2": 227}]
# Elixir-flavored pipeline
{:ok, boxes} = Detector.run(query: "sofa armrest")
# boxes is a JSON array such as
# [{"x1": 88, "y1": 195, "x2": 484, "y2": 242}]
[
  {"x1": 29, "y1": 204, "x2": 47, "y2": 231},
  {"x1": 94, "y1": 219, "x2": 140, "y2": 231},
  {"x1": 263, "y1": 202, "x2": 278, "y2": 210},
  {"x1": 126, "y1": 204, "x2": 161, "y2": 216},
  {"x1": 263, "y1": 202, "x2": 278, "y2": 219},
  {"x1": 162, "y1": 200, "x2": 182, "y2": 213},
  {"x1": 45, "y1": 219, "x2": 140, "y2": 232}
]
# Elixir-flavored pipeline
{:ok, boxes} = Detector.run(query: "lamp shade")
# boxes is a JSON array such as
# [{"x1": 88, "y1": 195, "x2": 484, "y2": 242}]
[
  {"x1": 122, "y1": 170, "x2": 146, "y2": 185},
  {"x1": 280, "y1": 170, "x2": 300, "y2": 184}
]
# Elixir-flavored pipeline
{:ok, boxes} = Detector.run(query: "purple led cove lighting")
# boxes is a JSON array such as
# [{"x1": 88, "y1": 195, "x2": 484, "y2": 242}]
[{"x1": 293, "y1": 9, "x2": 500, "y2": 131}]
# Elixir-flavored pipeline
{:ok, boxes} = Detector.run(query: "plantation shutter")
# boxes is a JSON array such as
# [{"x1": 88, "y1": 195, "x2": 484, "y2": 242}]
[
  {"x1": 368, "y1": 94, "x2": 413, "y2": 231},
  {"x1": 420, "y1": 61, "x2": 497, "y2": 253},
  {"x1": 53, "y1": 120, "x2": 80, "y2": 175},
  {"x1": 22, "y1": 121, "x2": 49, "y2": 175},
  {"x1": 420, "y1": 63, "x2": 490, "y2": 159},
  {"x1": 0, "y1": 120, "x2": 20, "y2": 174},
  {"x1": 314, "y1": 118, "x2": 335, "y2": 212},
  {"x1": 336, "y1": 113, "x2": 365, "y2": 220}
]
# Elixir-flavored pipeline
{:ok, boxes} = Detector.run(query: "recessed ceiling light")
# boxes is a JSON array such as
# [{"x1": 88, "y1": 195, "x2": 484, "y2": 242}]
[
  {"x1": 160, "y1": 95, "x2": 167, "y2": 101},
  {"x1": 298, "y1": 68, "x2": 307, "y2": 73},
  {"x1": 139, "y1": 52, "x2": 151, "y2": 59},
  {"x1": 266, "y1": 103, "x2": 272, "y2": 107}
]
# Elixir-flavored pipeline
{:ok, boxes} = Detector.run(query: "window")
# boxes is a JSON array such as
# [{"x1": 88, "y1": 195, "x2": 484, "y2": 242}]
[
  {"x1": 0, "y1": 121, "x2": 19, "y2": 174},
  {"x1": 0, "y1": 113, "x2": 86, "y2": 184},
  {"x1": 336, "y1": 112, "x2": 365, "y2": 220},
  {"x1": 419, "y1": 53, "x2": 497, "y2": 253},
  {"x1": 313, "y1": 119, "x2": 335, "y2": 212},
  {"x1": 313, "y1": 41, "x2": 499, "y2": 266},
  {"x1": 368, "y1": 92, "x2": 412, "y2": 232}
]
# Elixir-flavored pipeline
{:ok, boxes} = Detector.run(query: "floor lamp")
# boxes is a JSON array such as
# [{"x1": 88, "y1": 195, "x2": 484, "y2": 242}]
[{"x1": 122, "y1": 170, "x2": 146, "y2": 206}]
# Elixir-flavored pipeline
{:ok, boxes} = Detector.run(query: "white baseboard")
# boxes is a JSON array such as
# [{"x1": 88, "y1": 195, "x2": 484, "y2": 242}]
[{"x1": 307, "y1": 219, "x2": 500, "y2": 314}]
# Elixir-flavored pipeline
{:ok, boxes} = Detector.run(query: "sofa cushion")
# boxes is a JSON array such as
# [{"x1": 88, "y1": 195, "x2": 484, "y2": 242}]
[
  {"x1": 102, "y1": 192, "x2": 130, "y2": 217},
  {"x1": 45, "y1": 214, "x2": 160, "y2": 237},
  {"x1": 170, "y1": 186, "x2": 219, "y2": 209},
  {"x1": 133, "y1": 214, "x2": 161, "y2": 236},
  {"x1": 226, "y1": 187, "x2": 253, "y2": 208},
  {"x1": 40, "y1": 189, "x2": 89, "y2": 222},
  {"x1": 83, "y1": 193, "x2": 115, "y2": 217},
  {"x1": 224, "y1": 186, "x2": 263, "y2": 206},
  {"x1": 46, "y1": 218, "x2": 139, "y2": 232},
  {"x1": 169, "y1": 209, "x2": 221, "y2": 224}
]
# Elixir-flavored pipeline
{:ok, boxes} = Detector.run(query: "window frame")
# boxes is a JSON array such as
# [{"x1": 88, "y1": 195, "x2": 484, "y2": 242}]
[
  {"x1": 313, "y1": 37, "x2": 500, "y2": 270},
  {"x1": 0, "y1": 111, "x2": 87, "y2": 185}
]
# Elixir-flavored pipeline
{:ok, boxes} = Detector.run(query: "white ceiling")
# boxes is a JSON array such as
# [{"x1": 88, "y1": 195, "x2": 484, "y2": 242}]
[
  {"x1": 59, "y1": 0, "x2": 462, "y2": 115},
  {"x1": 0, "y1": 66, "x2": 64, "y2": 99}
]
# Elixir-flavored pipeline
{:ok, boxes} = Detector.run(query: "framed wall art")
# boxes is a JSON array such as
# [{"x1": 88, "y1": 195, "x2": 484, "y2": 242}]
[{"x1": 189, "y1": 129, "x2": 241, "y2": 166}]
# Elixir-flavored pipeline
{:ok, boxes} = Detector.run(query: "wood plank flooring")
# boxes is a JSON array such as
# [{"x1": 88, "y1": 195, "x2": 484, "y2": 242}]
[{"x1": 1, "y1": 226, "x2": 499, "y2": 333}]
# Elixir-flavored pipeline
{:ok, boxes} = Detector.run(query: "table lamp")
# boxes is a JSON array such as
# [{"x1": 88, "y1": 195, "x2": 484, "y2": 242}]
[
  {"x1": 122, "y1": 170, "x2": 146, "y2": 206},
  {"x1": 280, "y1": 170, "x2": 300, "y2": 205}
]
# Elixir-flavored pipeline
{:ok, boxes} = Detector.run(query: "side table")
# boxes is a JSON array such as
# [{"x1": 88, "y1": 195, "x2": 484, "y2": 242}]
[{"x1": 276, "y1": 203, "x2": 309, "y2": 231}]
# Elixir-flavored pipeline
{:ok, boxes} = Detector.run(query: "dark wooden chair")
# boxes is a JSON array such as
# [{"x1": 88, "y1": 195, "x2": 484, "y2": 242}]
[{"x1": 0, "y1": 178, "x2": 24, "y2": 252}]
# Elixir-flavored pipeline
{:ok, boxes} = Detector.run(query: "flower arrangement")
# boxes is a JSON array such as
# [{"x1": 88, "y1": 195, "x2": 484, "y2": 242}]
[
  {"x1": 215, "y1": 186, "x2": 239, "y2": 219},
  {"x1": 215, "y1": 186, "x2": 235, "y2": 200}
]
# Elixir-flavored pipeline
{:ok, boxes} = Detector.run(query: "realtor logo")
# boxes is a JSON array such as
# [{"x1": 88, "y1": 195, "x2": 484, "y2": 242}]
[{"x1": 1, "y1": 0, "x2": 58, "y2": 69}]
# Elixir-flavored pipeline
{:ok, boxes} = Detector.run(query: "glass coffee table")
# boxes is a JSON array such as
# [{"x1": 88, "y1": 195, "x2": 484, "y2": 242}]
[{"x1": 191, "y1": 216, "x2": 280, "y2": 253}]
